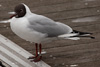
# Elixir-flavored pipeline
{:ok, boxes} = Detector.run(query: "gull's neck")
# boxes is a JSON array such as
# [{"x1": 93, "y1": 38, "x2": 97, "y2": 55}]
[{"x1": 22, "y1": 3, "x2": 33, "y2": 17}]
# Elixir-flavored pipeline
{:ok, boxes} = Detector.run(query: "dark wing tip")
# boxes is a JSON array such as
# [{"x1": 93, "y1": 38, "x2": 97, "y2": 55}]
[{"x1": 91, "y1": 36, "x2": 95, "y2": 39}]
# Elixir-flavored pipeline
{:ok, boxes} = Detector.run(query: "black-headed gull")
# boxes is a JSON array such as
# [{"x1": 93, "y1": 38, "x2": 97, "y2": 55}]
[{"x1": 1, "y1": 3, "x2": 95, "y2": 62}]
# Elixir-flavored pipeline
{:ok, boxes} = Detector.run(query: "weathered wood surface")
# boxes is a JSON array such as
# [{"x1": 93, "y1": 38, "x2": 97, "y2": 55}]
[
  {"x1": 0, "y1": 34, "x2": 51, "y2": 67},
  {"x1": 0, "y1": 0, "x2": 100, "y2": 67}
]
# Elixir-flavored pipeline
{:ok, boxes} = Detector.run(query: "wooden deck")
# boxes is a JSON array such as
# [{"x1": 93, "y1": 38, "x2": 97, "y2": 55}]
[
  {"x1": 0, "y1": 0, "x2": 100, "y2": 67},
  {"x1": 0, "y1": 34, "x2": 51, "y2": 67}
]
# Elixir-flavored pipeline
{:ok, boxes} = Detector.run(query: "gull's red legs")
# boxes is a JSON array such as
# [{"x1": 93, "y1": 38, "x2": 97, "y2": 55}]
[
  {"x1": 28, "y1": 43, "x2": 42, "y2": 62},
  {"x1": 33, "y1": 43, "x2": 42, "y2": 62},
  {"x1": 28, "y1": 43, "x2": 38, "y2": 59},
  {"x1": 39, "y1": 43, "x2": 42, "y2": 56}
]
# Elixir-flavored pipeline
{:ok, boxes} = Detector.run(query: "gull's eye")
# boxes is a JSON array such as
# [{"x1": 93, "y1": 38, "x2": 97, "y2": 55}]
[{"x1": 20, "y1": 9, "x2": 23, "y2": 12}]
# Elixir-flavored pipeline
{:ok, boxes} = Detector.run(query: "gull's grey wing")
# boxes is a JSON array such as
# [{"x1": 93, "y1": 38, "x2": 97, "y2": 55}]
[{"x1": 28, "y1": 15, "x2": 72, "y2": 37}]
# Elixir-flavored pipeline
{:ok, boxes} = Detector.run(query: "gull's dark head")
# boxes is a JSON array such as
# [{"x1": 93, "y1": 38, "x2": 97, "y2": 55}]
[
  {"x1": 14, "y1": 4, "x2": 26, "y2": 18},
  {"x1": 10, "y1": 3, "x2": 32, "y2": 18}
]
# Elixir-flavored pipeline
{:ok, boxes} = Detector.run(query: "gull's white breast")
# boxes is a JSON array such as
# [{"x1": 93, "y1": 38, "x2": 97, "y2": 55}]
[{"x1": 10, "y1": 17, "x2": 46, "y2": 43}]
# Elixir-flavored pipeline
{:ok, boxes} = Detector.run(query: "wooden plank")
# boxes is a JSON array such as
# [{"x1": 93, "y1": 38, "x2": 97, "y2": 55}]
[
  {"x1": 0, "y1": 54, "x2": 18, "y2": 67},
  {"x1": 0, "y1": 50, "x2": 23, "y2": 67},
  {"x1": 44, "y1": 7, "x2": 100, "y2": 20},
  {"x1": 0, "y1": 44, "x2": 34, "y2": 67},
  {"x1": 32, "y1": 0, "x2": 100, "y2": 14},
  {"x1": 73, "y1": 23, "x2": 100, "y2": 33},
  {"x1": 0, "y1": 34, "x2": 51, "y2": 67},
  {"x1": 27, "y1": 0, "x2": 100, "y2": 8},
  {"x1": 26, "y1": 0, "x2": 81, "y2": 7},
  {"x1": 62, "y1": 15, "x2": 100, "y2": 26},
  {"x1": 45, "y1": 41, "x2": 100, "y2": 54},
  {"x1": 43, "y1": 42, "x2": 100, "y2": 66},
  {"x1": 0, "y1": 59, "x2": 10, "y2": 67}
]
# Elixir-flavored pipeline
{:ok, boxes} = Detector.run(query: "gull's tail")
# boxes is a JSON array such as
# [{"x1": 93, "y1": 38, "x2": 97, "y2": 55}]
[{"x1": 58, "y1": 30, "x2": 95, "y2": 40}]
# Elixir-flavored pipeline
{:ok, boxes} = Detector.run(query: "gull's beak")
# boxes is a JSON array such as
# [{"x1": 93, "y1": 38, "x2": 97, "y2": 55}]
[
  {"x1": 0, "y1": 12, "x2": 16, "y2": 23},
  {"x1": 8, "y1": 12, "x2": 17, "y2": 18}
]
